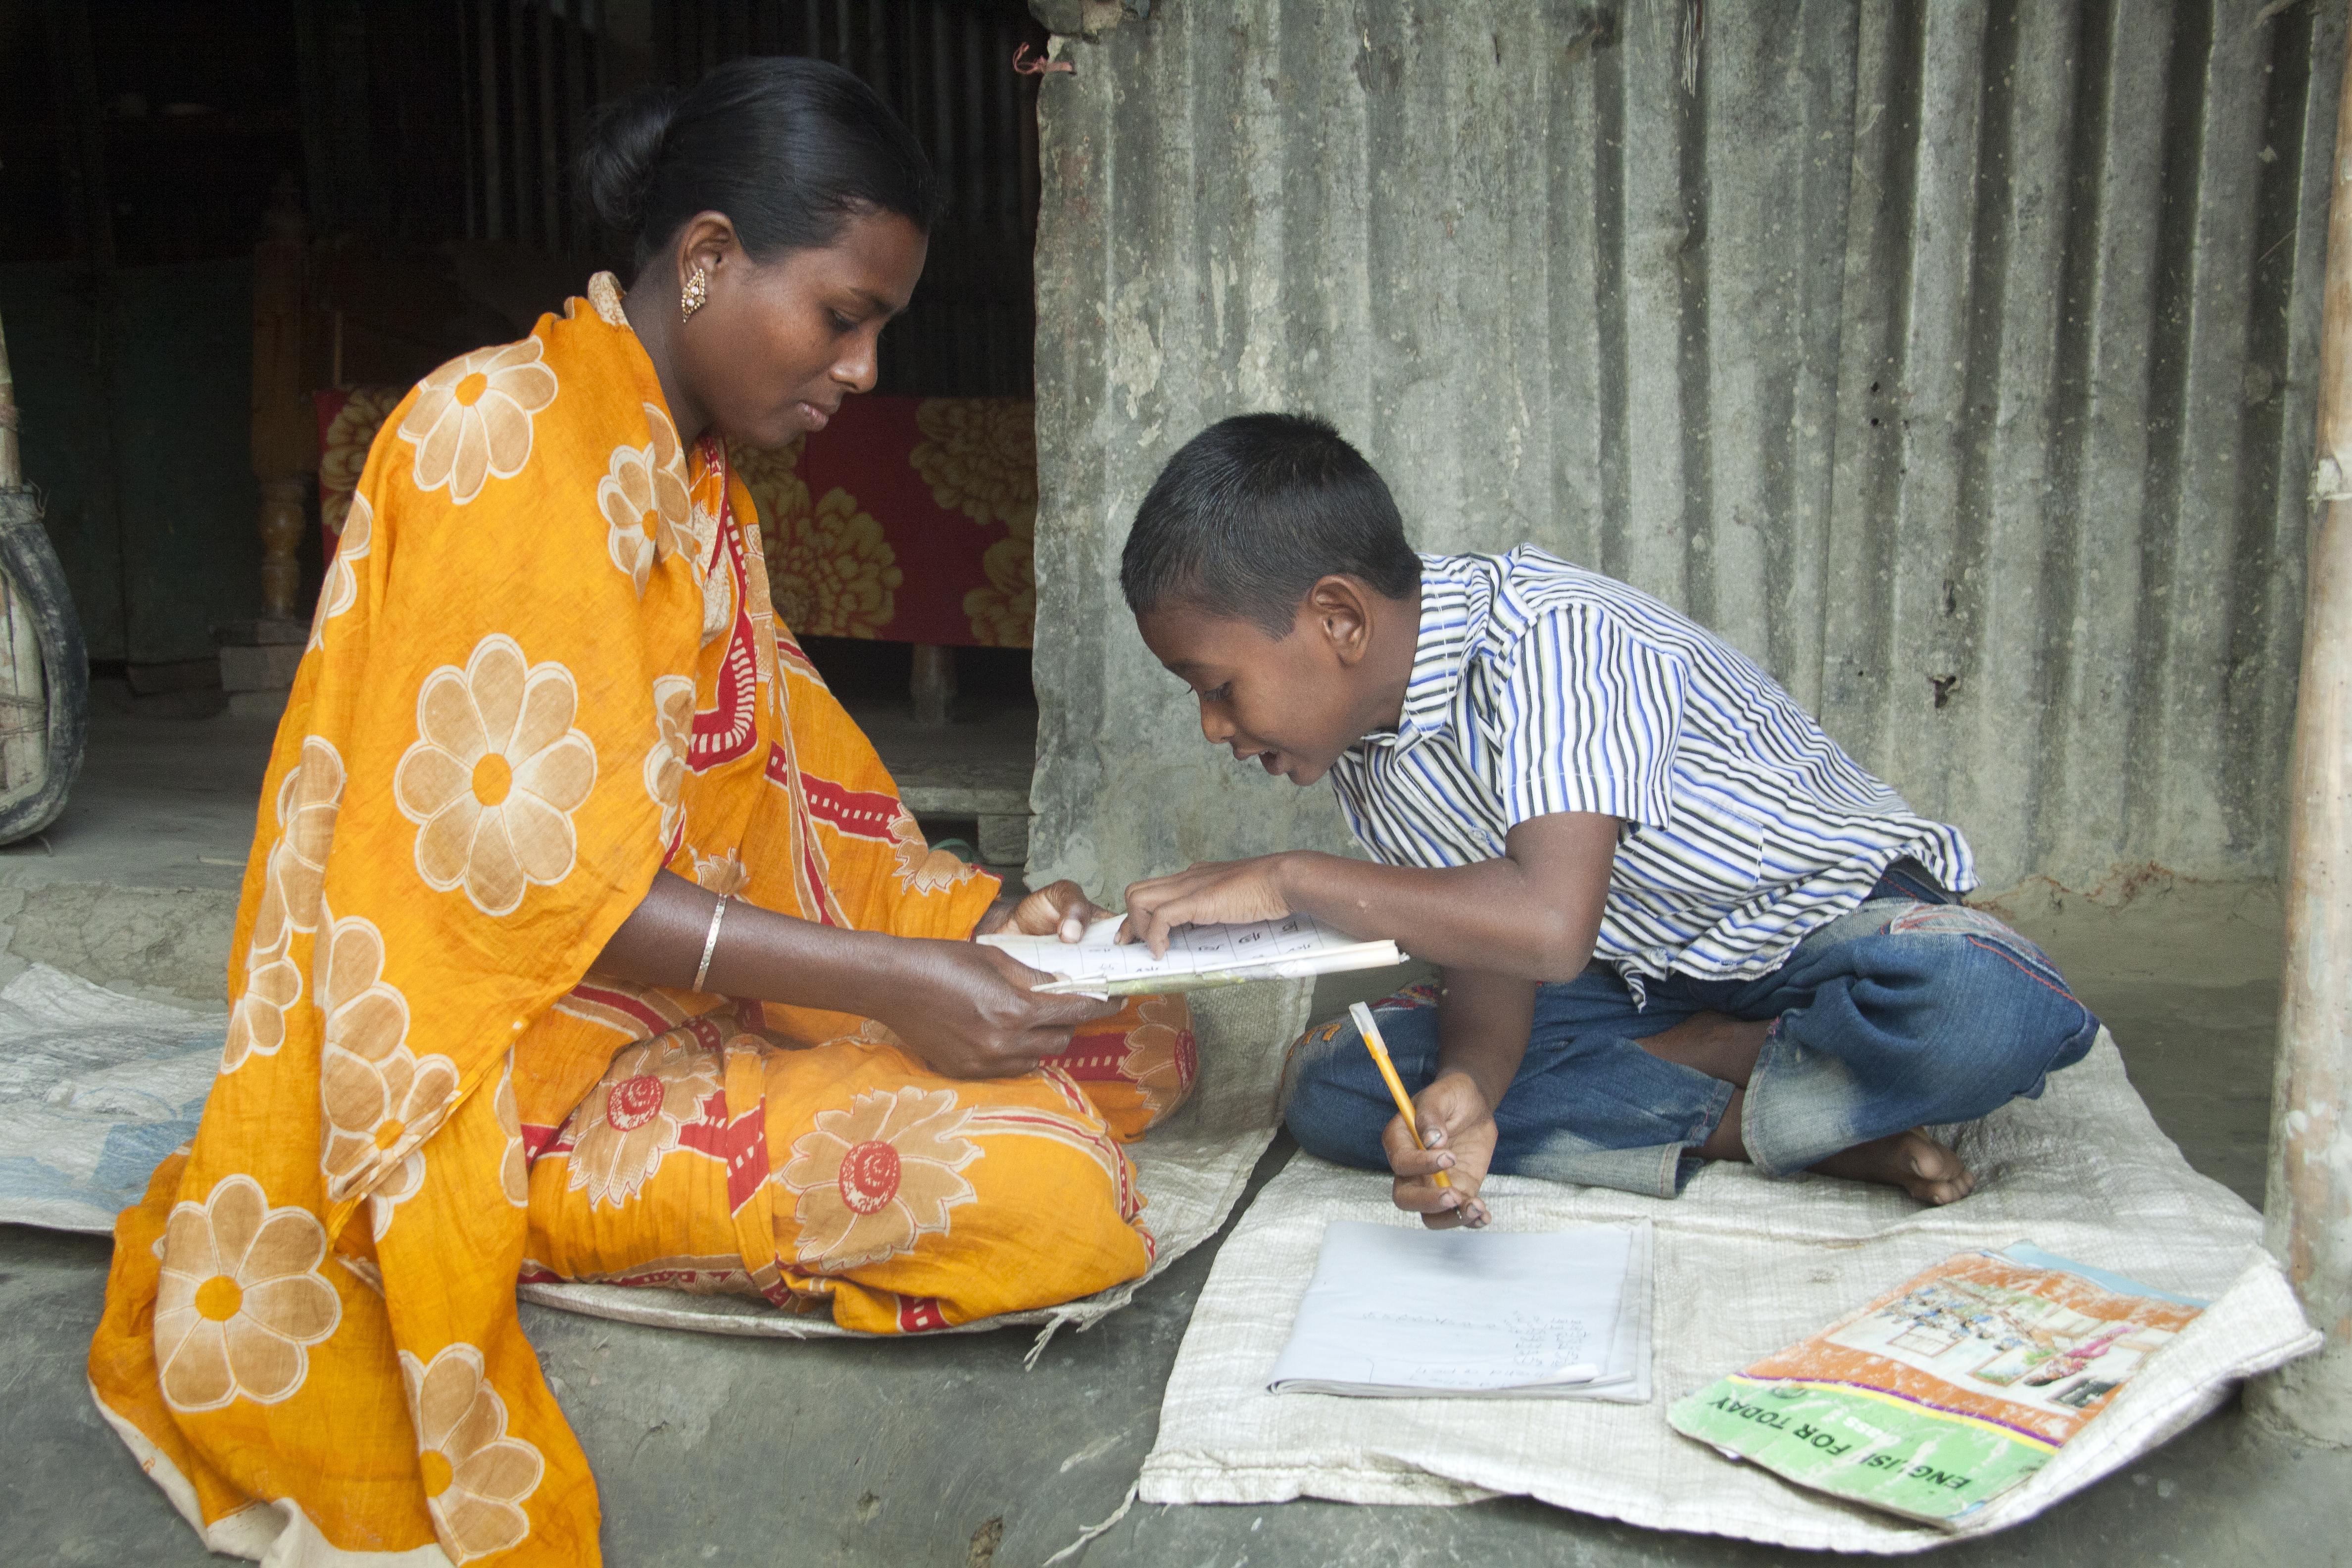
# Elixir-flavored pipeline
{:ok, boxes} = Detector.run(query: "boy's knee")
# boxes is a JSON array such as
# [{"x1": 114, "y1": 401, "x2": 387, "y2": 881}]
[
  {"x1": 1279, "y1": 1005, "x2": 1427, "y2": 1171},
  {"x1": 1284, "y1": 1085, "x2": 1386, "y2": 1170},
  {"x1": 1281, "y1": 1030, "x2": 1379, "y2": 1169},
  {"x1": 1897, "y1": 921, "x2": 2098, "y2": 1098},
  {"x1": 1280, "y1": 1007, "x2": 1345, "y2": 1094},
  {"x1": 1961, "y1": 931, "x2": 2091, "y2": 1042}
]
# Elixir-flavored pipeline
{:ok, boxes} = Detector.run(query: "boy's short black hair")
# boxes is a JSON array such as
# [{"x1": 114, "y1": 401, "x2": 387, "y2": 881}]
[{"x1": 1121, "y1": 413, "x2": 1421, "y2": 636}]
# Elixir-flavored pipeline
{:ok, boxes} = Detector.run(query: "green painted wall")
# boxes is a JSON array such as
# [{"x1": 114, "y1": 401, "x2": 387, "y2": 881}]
[
  {"x1": 1, "y1": 258, "x2": 261, "y2": 664},
  {"x1": 2, "y1": 263, "x2": 124, "y2": 660}
]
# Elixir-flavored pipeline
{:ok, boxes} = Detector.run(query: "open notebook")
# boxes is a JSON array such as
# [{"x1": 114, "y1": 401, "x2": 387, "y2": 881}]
[
  {"x1": 1268, "y1": 1219, "x2": 1655, "y2": 1401},
  {"x1": 978, "y1": 913, "x2": 1401, "y2": 997}
]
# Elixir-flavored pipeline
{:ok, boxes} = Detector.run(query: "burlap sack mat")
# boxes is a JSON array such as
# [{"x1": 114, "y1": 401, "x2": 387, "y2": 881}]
[{"x1": 1137, "y1": 1031, "x2": 2318, "y2": 1552}]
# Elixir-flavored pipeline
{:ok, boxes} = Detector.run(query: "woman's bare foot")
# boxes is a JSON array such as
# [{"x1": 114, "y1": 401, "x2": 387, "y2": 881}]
[{"x1": 1811, "y1": 1130, "x2": 1975, "y2": 1204}]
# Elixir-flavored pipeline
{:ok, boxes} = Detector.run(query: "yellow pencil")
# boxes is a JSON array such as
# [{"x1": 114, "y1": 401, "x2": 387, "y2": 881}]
[{"x1": 1349, "y1": 1001, "x2": 1450, "y2": 1189}]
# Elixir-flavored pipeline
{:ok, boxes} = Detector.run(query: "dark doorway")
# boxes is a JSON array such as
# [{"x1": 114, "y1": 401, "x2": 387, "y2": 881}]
[{"x1": 3, "y1": 0, "x2": 1049, "y2": 714}]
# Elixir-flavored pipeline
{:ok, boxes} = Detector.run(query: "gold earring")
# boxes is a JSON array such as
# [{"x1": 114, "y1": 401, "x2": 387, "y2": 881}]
[{"x1": 680, "y1": 264, "x2": 708, "y2": 319}]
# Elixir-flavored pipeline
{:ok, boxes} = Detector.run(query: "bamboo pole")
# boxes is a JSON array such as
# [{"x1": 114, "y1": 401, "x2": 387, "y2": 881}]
[{"x1": 2254, "y1": 27, "x2": 2352, "y2": 1447}]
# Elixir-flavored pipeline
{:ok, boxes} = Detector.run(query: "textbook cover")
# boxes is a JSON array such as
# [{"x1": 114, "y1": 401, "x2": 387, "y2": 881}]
[{"x1": 1667, "y1": 1244, "x2": 2206, "y2": 1526}]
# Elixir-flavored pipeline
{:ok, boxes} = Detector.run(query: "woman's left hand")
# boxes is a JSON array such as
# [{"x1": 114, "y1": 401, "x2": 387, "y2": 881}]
[{"x1": 973, "y1": 879, "x2": 1107, "y2": 942}]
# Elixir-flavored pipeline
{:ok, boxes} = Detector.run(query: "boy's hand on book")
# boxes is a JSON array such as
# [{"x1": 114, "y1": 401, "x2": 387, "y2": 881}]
[
  {"x1": 1385, "y1": 1071, "x2": 1496, "y2": 1229},
  {"x1": 1119, "y1": 854, "x2": 1295, "y2": 956},
  {"x1": 974, "y1": 879, "x2": 1107, "y2": 942}
]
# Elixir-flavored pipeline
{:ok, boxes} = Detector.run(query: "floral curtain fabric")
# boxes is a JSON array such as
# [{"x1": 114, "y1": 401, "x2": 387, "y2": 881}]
[{"x1": 319, "y1": 389, "x2": 1037, "y2": 649}]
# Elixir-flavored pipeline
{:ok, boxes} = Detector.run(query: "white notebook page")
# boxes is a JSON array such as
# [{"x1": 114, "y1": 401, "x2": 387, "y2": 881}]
[{"x1": 1269, "y1": 1220, "x2": 1640, "y2": 1396}]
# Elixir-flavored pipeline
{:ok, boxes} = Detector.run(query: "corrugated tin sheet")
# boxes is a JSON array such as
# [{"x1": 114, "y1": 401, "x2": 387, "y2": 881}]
[
  {"x1": 1028, "y1": 0, "x2": 2345, "y2": 895},
  {"x1": 652, "y1": 0, "x2": 1049, "y2": 396}
]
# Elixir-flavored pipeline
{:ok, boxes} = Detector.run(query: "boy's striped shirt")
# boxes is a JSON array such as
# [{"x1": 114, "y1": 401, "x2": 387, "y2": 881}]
[{"x1": 1326, "y1": 547, "x2": 1976, "y2": 999}]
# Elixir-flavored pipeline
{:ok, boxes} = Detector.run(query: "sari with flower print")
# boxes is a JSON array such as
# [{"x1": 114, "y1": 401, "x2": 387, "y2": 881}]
[{"x1": 87, "y1": 272, "x2": 1194, "y2": 1567}]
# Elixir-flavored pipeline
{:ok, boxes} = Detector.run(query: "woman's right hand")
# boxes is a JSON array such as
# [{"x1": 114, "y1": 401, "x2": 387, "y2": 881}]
[
  {"x1": 873, "y1": 938, "x2": 1122, "y2": 1079},
  {"x1": 591, "y1": 873, "x2": 1119, "y2": 1078}
]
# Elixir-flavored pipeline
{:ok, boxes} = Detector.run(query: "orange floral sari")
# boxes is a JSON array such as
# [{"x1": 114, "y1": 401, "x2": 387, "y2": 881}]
[{"x1": 87, "y1": 274, "x2": 1193, "y2": 1566}]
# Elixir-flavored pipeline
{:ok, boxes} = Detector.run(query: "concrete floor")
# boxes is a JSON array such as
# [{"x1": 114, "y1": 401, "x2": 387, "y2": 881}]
[{"x1": 2, "y1": 695, "x2": 2346, "y2": 1566}]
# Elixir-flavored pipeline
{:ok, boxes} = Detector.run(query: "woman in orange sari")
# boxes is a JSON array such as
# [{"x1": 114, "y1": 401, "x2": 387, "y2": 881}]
[{"x1": 88, "y1": 59, "x2": 1190, "y2": 1566}]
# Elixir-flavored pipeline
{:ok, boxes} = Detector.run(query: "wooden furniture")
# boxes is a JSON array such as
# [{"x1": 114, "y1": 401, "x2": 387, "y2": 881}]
[{"x1": 249, "y1": 177, "x2": 314, "y2": 621}]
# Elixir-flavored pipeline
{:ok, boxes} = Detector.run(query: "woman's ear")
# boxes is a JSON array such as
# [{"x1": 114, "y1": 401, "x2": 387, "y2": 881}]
[
  {"x1": 1308, "y1": 576, "x2": 1376, "y2": 666},
  {"x1": 673, "y1": 211, "x2": 741, "y2": 290}
]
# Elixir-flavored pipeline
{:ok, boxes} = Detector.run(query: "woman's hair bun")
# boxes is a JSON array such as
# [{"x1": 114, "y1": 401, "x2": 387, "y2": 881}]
[
  {"x1": 581, "y1": 86, "x2": 682, "y2": 235},
  {"x1": 581, "y1": 58, "x2": 938, "y2": 277}
]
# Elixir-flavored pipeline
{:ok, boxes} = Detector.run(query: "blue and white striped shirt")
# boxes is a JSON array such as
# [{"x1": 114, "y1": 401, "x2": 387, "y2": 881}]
[{"x1": 1326, "y1": 548, "x2": 1976, "y2": 996}]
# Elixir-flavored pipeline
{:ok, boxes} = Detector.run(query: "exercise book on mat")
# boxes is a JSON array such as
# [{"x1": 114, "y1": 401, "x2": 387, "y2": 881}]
[{"x1": 1269, "y1": 1219, "x2": 1654, "y2": 1402}]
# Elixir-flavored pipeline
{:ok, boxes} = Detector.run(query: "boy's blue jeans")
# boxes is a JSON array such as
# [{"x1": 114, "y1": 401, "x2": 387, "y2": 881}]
[{"x1": 1279, "y1": 864, "x2": 2101, "y2": 1200}]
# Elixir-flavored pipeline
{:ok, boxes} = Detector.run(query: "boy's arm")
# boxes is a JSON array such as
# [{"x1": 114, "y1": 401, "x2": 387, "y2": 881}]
[
  {"x1": 1120, "y1": 810, "x2": 1620, "y2": 980},
  {"x1": 1384, "y1": 965, "x2": 1532, "y2": 1229}
]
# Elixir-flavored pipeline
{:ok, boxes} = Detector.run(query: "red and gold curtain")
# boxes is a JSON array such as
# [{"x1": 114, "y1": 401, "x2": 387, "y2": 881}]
[{"x1": 320, "y1": 389, "x2": 1036, "y2": 649}]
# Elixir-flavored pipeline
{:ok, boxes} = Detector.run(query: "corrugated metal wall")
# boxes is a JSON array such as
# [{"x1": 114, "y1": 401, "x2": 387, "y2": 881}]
[
  {"x1": 1028, "y1": 0, "x2": 2345, "y2": 897},
  {"x1": 652, "y1": 0, "x2": 1048, "y2": 395},
  {"x1": 442, "y1": 0, "x2": 1045, "y2": 396},
  {"x1": 452, "y1": 0, "x2": 615, "y2": 257}
]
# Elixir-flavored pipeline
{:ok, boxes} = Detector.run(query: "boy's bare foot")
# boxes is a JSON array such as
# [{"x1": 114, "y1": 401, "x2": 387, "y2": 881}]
[
  {"x1": 1696, "y1": 1095, "x2": 1974, "y2": 1205},
  {"x1": 1811, "y1": 1130, "x2": 1974, "y2": 1205}
]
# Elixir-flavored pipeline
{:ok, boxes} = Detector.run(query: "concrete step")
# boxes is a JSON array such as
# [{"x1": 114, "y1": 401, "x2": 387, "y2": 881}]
[
  {"x1": 891, "y1": 763, "x2": 1031, "y2": 868},
  {"x1": 849, "y1": 700, "x2": 1036, "y2": 869}
]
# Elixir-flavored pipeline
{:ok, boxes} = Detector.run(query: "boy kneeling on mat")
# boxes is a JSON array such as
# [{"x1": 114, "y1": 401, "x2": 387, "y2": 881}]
[{"x1": 1114, "y1": 413, "x2": 2099, "y2": 1226}]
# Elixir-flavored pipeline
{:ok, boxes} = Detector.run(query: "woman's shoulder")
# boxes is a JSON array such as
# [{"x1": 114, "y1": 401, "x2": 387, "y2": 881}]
[{"x1": 370, "y1": 302, "x2": 668, "y2": 524}]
